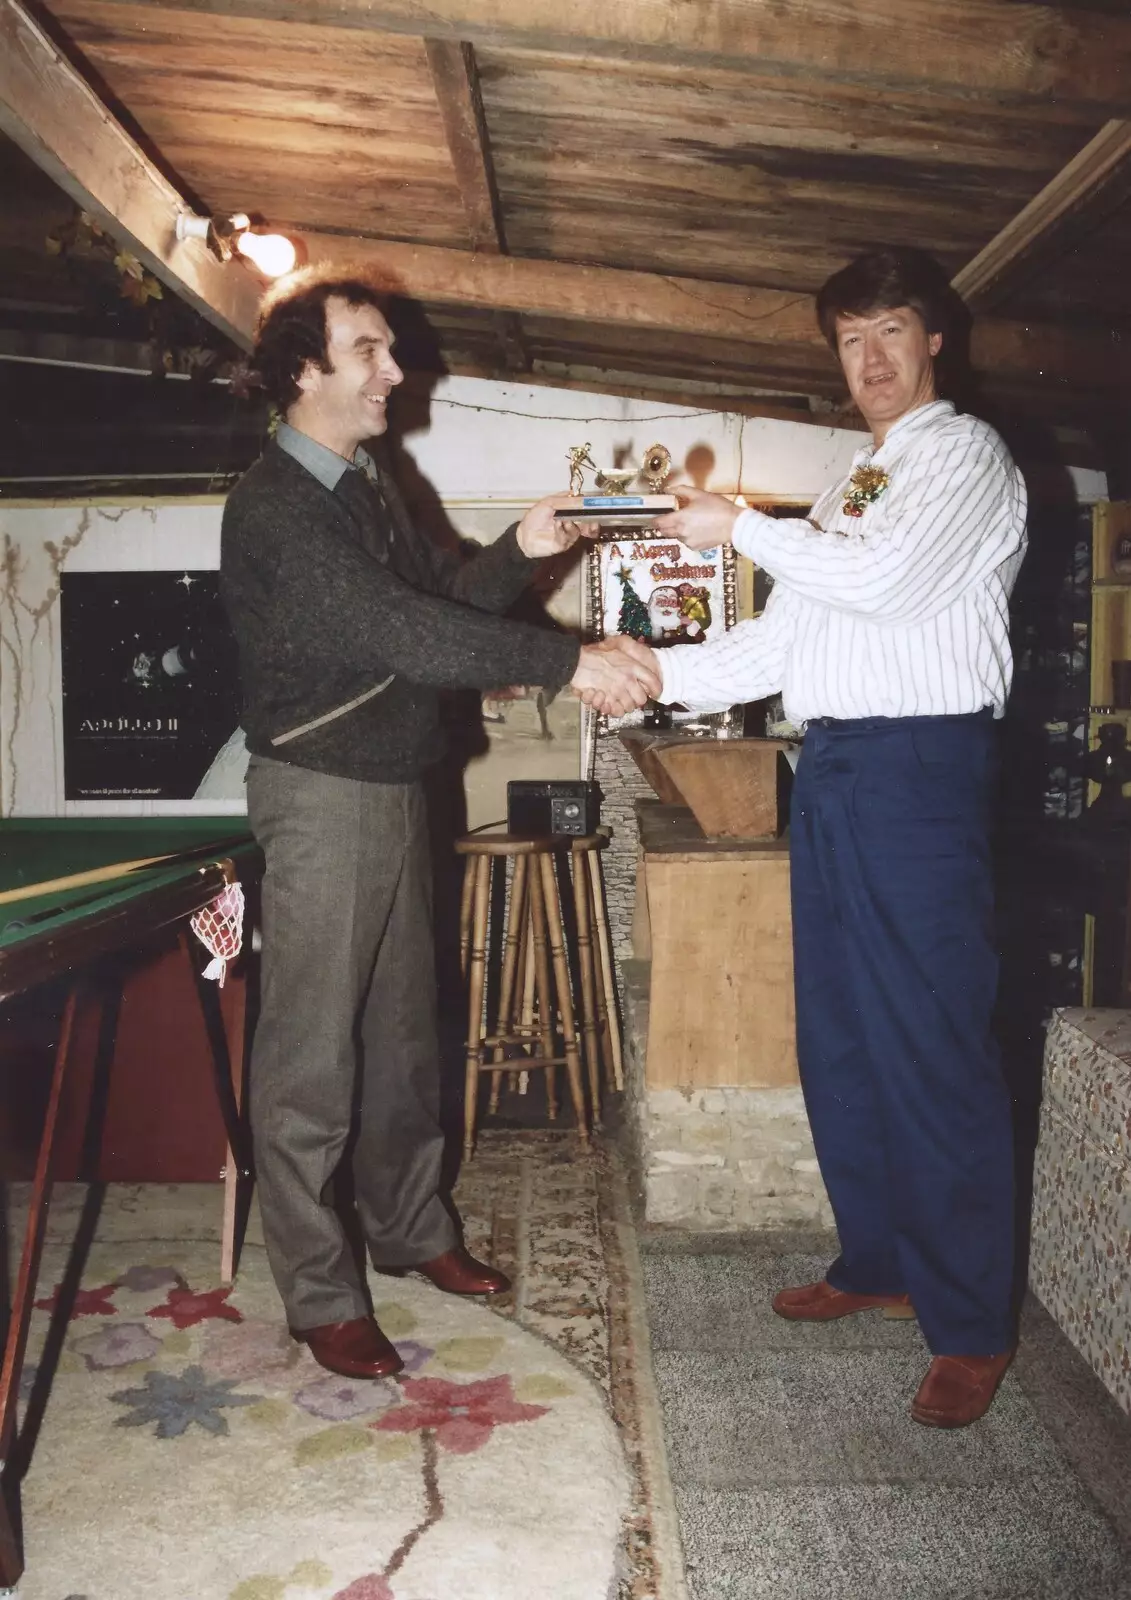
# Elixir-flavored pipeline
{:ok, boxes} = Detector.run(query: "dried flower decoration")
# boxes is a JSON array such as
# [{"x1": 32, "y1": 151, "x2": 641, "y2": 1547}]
[{"x1": 842, "y1": 464, "x2": 890, "y2": 518}]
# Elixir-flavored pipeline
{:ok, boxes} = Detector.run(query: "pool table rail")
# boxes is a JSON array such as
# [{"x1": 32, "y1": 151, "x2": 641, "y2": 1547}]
[{"x1": 0, "y1": 855, "x2": 247, "y2": 1005}]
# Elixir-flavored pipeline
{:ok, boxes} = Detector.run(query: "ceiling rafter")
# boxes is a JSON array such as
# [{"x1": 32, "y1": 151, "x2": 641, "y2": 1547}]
[
  {"x1": 424, "y1": 37, "x2": 505, "y2": 253},
  {"x1": 423, "y1": 35, "x2": 528, "y2": 374},
  {"x1": 954, "y1": 120, "x2": 1131, "y2": 311},
  {"x1": 69, "y1": 0, "x2": 1131, "y2": 116},
  {"x1": 298, "y1": 231, "x2": 1131, "y2": 393},
  {"x1": 0, "y1": 0, "x2": 259, "y2": 349}
]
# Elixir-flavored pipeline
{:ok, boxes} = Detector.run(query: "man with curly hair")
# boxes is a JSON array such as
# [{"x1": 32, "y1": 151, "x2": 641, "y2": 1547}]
[{"x1": 222, "y1": 271, "x2": 657, "y2": 1378}]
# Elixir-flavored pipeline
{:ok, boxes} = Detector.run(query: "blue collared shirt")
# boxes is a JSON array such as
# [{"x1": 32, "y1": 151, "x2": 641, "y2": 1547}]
[{"x1": 275, "y1": 422, "x2": 377, "y2": 491}]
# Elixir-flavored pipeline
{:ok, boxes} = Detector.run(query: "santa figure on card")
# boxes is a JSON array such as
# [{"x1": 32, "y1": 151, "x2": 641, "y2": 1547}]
[{"x1": 647, "y1": 585, "x2": 682, "y2": 641}]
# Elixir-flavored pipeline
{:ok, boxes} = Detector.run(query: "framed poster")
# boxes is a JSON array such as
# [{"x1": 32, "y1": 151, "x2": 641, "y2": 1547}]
[{"x1": 60, "y1": 571, "x2": 243, "y2": 801}]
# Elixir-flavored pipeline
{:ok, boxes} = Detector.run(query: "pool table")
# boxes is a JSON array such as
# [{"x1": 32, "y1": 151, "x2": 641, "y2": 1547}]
[{"x1": 0, "y1": 817, "x2": 262, "y2": 1588}]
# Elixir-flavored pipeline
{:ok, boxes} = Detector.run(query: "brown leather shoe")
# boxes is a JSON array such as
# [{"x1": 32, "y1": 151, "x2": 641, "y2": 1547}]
[
  {"x1": 910, "y1": 1351, "x2": 1014, "y2": 1428},
  {"x1": 291, "y1": 1316, "x2": 404, "y2": 1379},
  {"x1": 377, "y1": 1245, "x2": 511, "y2": 1296},
  {"x1": 772, "y1": 1279, "x2": 913, "y2": 1321}
]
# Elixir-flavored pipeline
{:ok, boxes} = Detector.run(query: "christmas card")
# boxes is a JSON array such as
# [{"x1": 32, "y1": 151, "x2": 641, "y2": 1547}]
[{"x1": 598, "y1": 536, "x2": 728, "y2": 648}]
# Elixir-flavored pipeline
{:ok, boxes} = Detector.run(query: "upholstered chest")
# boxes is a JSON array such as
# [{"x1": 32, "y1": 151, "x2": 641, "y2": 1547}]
[{"x1": 1030, "y1": 1007, "x2": 1131, "y2": 1414}]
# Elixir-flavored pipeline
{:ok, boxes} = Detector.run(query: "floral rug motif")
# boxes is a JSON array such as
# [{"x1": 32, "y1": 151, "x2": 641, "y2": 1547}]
[{"x1": 9, "y1": 1146, "x2": 633, "y2": 1600}]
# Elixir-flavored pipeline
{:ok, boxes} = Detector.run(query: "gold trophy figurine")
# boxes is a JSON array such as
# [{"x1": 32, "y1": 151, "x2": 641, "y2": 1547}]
[{"x1": 566, "y1": 443, "x2": 597, "y2": 496}]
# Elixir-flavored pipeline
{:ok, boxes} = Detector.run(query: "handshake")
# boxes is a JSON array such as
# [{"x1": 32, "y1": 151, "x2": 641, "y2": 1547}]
[{"x1": 570, "y1": 636, "x2": 663, "y2": 718}]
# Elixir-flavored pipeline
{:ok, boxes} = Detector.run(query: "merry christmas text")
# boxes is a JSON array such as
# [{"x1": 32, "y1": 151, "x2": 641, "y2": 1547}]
[{"x1": 607, "y1": 543, "x2": 717, "y2": 583}]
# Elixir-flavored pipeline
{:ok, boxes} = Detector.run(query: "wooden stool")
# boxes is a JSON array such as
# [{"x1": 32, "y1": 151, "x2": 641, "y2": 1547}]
[{"x1": 455, "y1": 833, "x2": 588, "y2": 1159}]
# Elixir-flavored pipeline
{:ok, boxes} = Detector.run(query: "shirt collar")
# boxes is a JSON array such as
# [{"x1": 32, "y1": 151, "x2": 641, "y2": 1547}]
[
  {"x1": 852, "y1": 399, "x2": 955, "y2": 466},
  {"x1": 275, "y1": 422, "x2": 377, "y2": 490}
]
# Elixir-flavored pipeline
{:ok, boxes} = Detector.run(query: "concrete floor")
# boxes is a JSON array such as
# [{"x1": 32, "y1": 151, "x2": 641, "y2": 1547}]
[{"x1": 640, "y1": 1229, "x2": 1131, "y2": 1600}]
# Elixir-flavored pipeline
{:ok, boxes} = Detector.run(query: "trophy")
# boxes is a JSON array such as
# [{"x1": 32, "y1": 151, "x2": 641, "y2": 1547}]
[{"x1": 557, "y1": 442, "x2": 679, "y2": 528}]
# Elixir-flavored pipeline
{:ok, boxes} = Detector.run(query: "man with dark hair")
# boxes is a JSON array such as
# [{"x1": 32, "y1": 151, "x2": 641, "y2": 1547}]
[
  {"x1": 606, "y1": 246, "x2": 1027, "y2": 1429},
  {"x1": 814, "y1": 246, "x2": 951, "y2": 352},
  {"x1": 222, "y1": 271, "x2": 658, "y2": 1379}
]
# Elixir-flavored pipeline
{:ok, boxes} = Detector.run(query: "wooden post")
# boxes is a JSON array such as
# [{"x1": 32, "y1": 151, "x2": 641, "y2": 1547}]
[
  {"x1": 587, "y1": 845, "x2": 625, "y2": 1091},
  {"x1": 570, "y1": 846, "x2": 602, "y2": 1124},
  {"x1": 537, "y1": 852, "x2": 588, "y2": 1140},
  {"x1": 462, "y1": 854, "x2": 491, "y2": 1161}
]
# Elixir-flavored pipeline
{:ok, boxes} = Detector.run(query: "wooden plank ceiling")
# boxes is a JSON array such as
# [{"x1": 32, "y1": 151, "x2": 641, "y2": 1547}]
[{"x1": 3, "y1": 0, "x2": 1131, "y2": 450}]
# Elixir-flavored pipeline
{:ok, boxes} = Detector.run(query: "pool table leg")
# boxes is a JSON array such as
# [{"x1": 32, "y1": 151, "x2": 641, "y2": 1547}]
[
  {"x1": 0, "y1": 985, "x2": 85, "y2": 1588},
  {"x1": 178, "y1": 934, "x2": 254, "y2": 1285},
  {"x1": 219, "y1": 964, "x2": 250, "y2": 1286}
]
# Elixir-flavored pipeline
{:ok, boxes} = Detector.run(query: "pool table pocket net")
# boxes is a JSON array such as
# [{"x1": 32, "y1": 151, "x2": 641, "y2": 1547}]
[{"x1": 190, "y1": 881, "x2": 245, "y2": 985}]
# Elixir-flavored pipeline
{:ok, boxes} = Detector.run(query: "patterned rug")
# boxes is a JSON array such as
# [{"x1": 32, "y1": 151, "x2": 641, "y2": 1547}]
[
  {"x1": 6, "y1": 1133, "x2": 684, "y2": 1600},
  {"x1": 450, "y1": 1132, "x2": 687, "y2": 1600}
]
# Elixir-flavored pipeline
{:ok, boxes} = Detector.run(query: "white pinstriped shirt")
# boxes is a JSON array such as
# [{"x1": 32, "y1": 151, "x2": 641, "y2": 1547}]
[{"x1": 659, "y1": 401, "x2": 1028, "y2": 723}]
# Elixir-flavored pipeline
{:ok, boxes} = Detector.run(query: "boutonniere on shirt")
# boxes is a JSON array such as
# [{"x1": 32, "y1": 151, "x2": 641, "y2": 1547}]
[{"x1": 842, "y1": 464, "x2": 890, "y2": 518}]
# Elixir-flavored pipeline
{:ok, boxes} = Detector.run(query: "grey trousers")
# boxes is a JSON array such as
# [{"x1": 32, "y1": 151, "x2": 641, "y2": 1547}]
[{"x1": 246, "y1": 755, "x2": 457, "y2": 1330}]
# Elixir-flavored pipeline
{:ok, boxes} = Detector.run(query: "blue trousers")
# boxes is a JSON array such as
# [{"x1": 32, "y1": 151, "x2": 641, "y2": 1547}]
[{"x1": 790, "y1": 712, "x2": 1014, "y2": 1355}]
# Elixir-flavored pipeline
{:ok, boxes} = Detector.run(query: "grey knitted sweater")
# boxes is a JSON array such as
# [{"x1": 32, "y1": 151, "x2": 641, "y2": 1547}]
[{"x1": 220, "y1": 441, "x2": 580, "y2": 783}]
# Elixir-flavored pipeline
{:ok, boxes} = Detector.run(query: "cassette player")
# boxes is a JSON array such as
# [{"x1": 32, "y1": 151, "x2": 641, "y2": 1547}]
[{"x1": 506, "y1": 780, "x2": 601, "y2": 837}]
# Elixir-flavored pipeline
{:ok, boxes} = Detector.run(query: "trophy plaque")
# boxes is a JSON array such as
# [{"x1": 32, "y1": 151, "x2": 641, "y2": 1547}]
[{"x1": 556, "y1": 442, "x2": 678, "y2": 527}]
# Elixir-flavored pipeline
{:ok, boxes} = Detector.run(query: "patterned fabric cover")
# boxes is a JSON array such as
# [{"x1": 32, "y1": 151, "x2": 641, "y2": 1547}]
[{"x1": 1031, "y1": 1008, "x2": 1131, "y2": 1415}]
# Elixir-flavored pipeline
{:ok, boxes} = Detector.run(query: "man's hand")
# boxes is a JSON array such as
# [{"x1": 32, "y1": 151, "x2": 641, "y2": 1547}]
[
  {"x1": 516, "y1": 495, "x2": 599, "y2": 559},
  {"x1": 651, "y1": 486, "x2": 742, "y2": 551},
  {"x1": 571, "y1": 636, "x2": 662, "y2": 717}
]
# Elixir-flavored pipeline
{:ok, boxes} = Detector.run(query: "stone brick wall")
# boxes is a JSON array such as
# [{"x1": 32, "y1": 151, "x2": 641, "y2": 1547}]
[
  {"x1": 594, "y1": 734, "x2": 655, "y2": 968},
  {"x1": 639, "y1": 1086, "x2": 832, "y2": 1228}
]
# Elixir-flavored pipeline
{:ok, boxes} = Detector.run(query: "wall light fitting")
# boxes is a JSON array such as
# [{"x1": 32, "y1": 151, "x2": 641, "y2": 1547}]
[{"x1": 175, "y1": 210, "x2": 297, "y2": 278}]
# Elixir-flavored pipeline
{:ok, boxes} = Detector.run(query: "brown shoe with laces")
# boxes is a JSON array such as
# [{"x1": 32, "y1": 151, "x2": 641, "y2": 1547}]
[
  {"x1": 910, "y1": 1351, "x2": 1014, "y2": 1428},
  {"x1": 772, "y1": 1279, "x2": 913, "y2": 1321}
]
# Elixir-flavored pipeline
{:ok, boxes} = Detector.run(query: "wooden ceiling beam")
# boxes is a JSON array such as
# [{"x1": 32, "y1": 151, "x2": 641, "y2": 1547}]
[
  {"x1": 423, "y1": 37, "x2": 504, "y2": 253},
  {"x1": 423, "y1": 36, "x2": 527, "y2": 374},
  {"x1": 79, "y1": 0, "x2": 1131, "y2": 116},
  {"x1": 299, "y1": 231, "x2": 1131, "y2": 391},
  {"x1": 306, "y1": 232, "x2": 821, "y2": 344},
  {"x1": 954, "y1": 120, "x2": 1131, "y2": 311},
  {"x1": 0, "y1": 0, "x2": 259, "y2": 349}
]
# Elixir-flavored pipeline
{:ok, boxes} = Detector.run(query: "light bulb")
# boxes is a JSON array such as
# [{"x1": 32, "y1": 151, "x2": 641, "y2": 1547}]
[{"x1": 235, "y1": 231, "x2": 297, "y2": 278}]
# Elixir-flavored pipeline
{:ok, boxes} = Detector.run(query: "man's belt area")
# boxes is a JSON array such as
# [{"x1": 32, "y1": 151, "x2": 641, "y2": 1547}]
[{"x1": 269, "y1": 675, "x2": 396, "y2": 746}]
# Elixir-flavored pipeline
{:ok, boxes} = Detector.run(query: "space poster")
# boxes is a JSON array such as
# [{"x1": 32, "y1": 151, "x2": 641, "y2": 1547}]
[{"x1": 60, "y1": 571, "x2": 243, "y2": 801}]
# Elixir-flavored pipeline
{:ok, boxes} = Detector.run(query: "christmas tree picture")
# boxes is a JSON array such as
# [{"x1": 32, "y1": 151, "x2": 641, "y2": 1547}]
[{"x1": 617, "y1": 565, "x2": 652, "y2": 641}]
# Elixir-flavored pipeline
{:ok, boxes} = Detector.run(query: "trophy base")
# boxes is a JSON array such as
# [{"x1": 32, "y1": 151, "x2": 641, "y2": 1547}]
[{"x1": 555, "y1": 494, "x2": 678, "y2": 526}]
